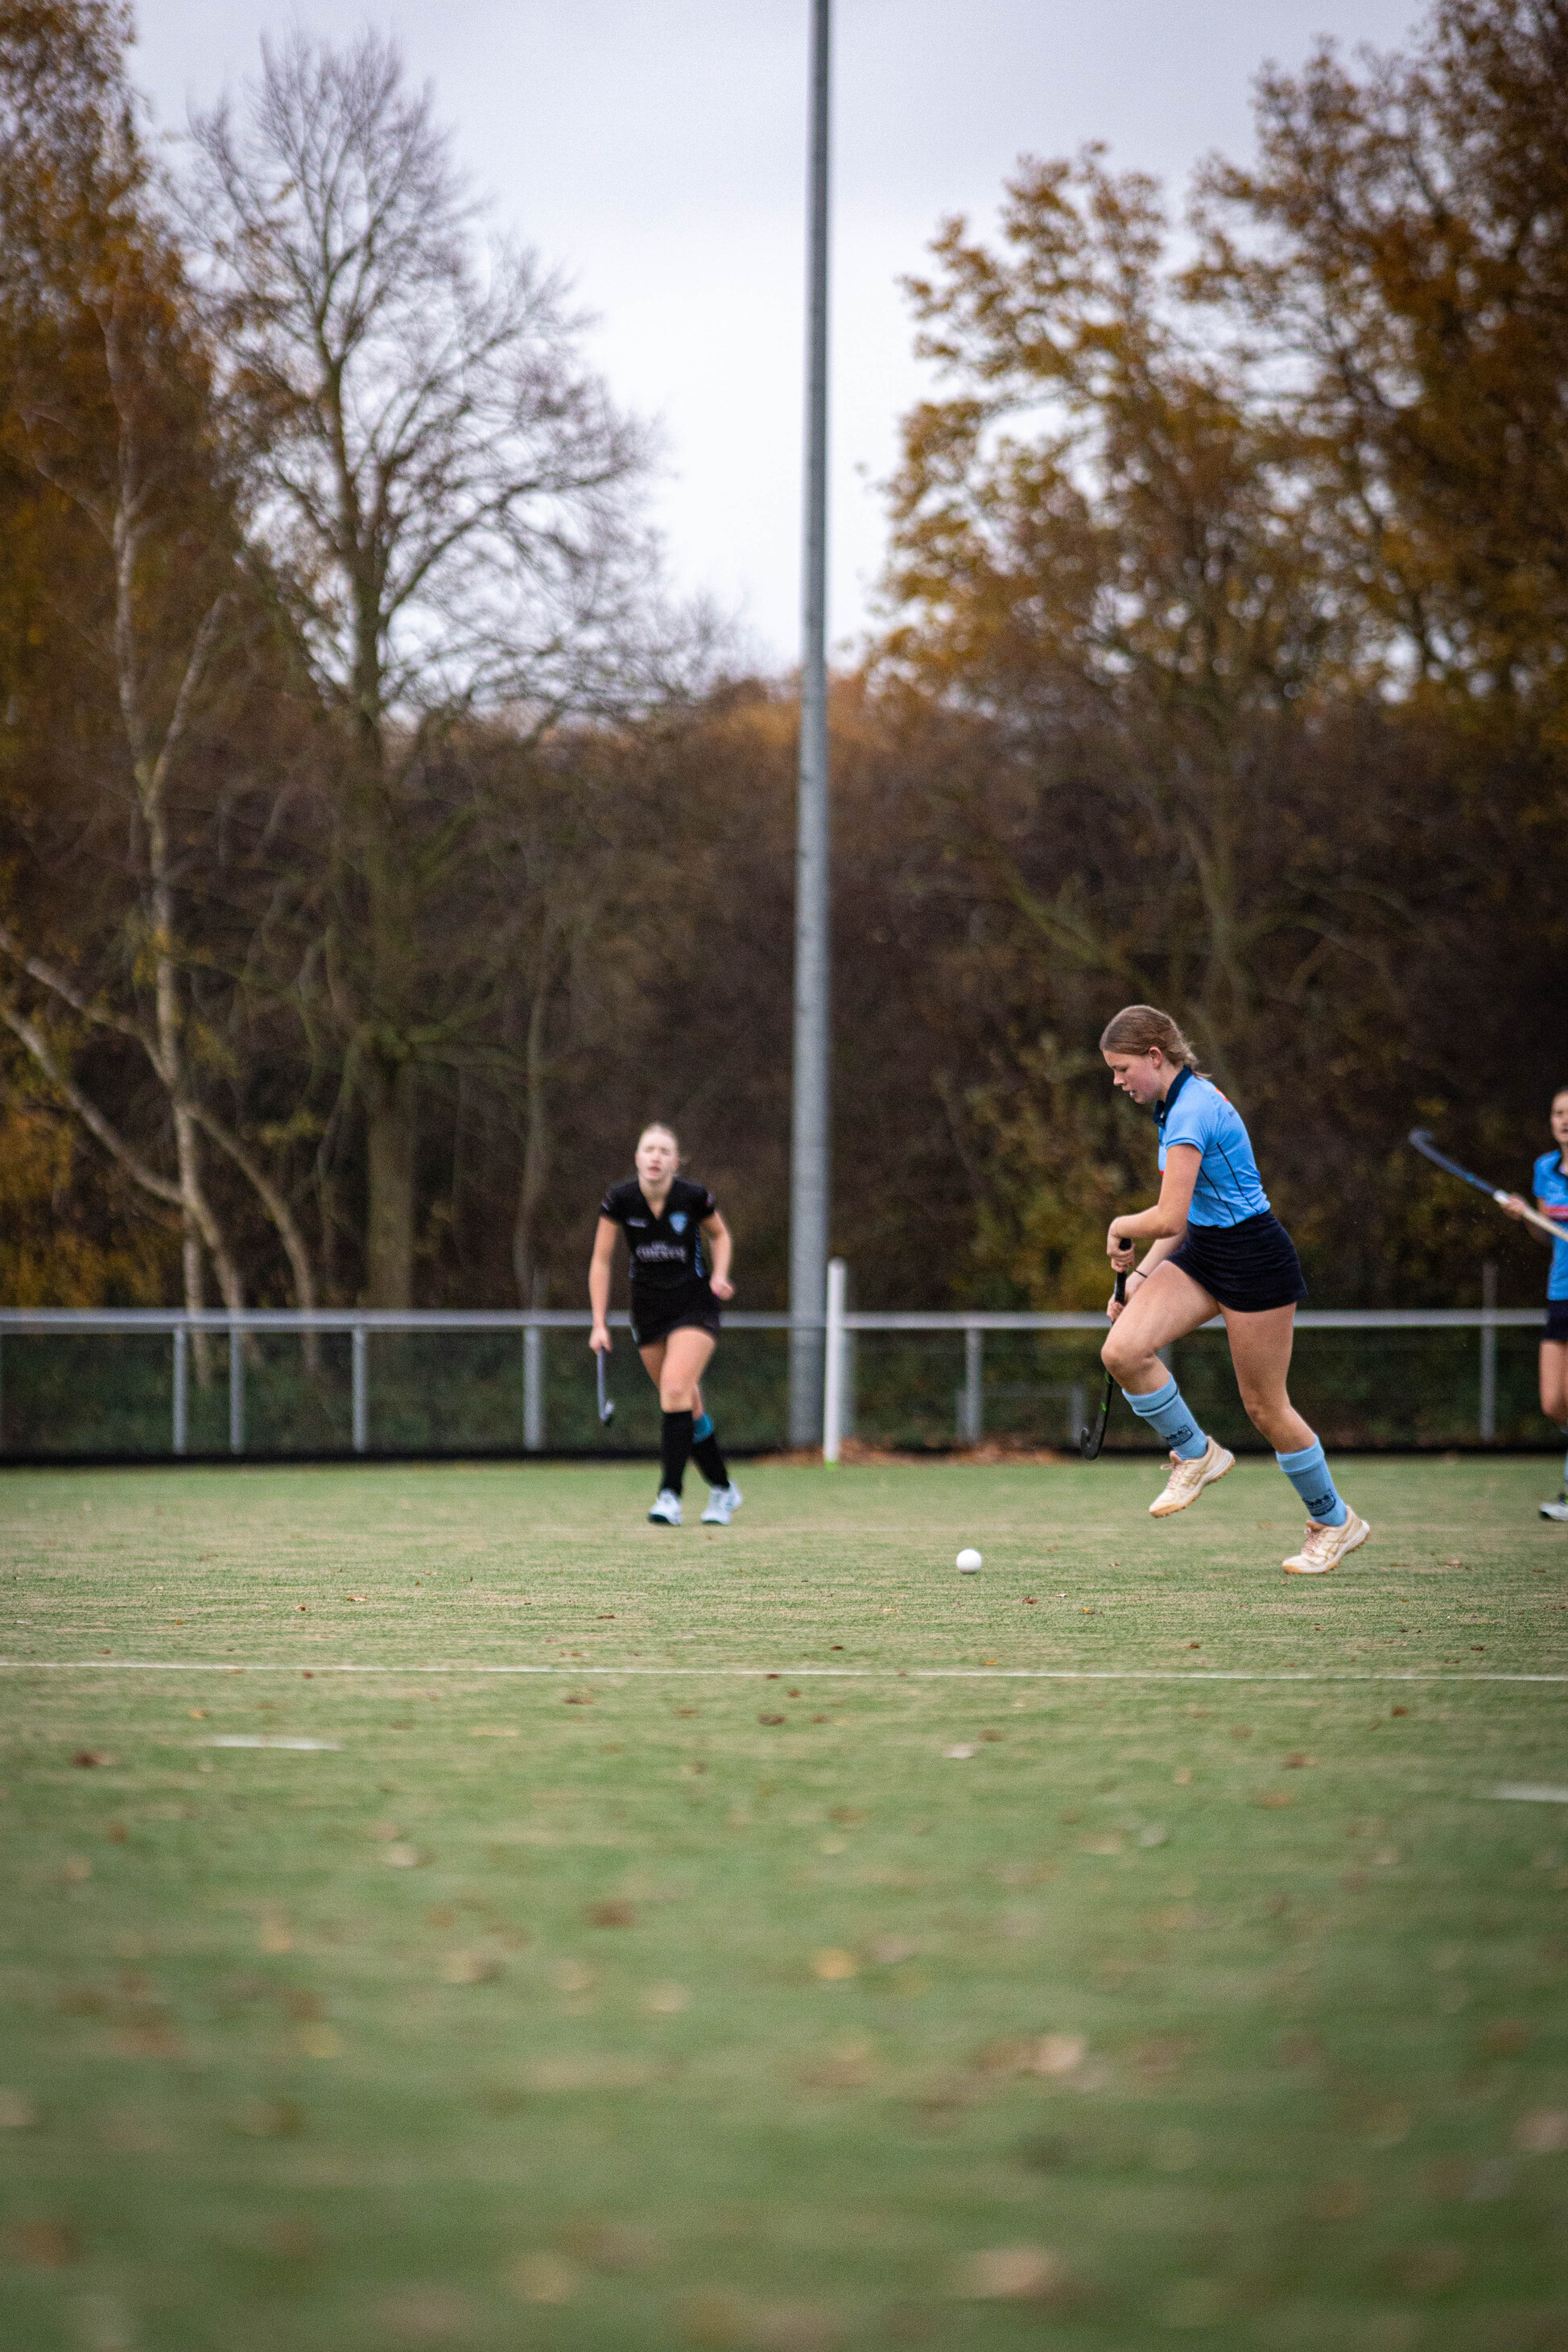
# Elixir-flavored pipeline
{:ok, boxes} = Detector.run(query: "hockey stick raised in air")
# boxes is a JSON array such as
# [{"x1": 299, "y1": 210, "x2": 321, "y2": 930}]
[
  {"x1": 596, "y1": 1351, "x2": 614, "y2": 1426},
  {"x1": 1409, "y1": 1129, "x2": 1566, "y2": 1248},
  {"x1": 1080, "y1": 1269, "x2": 1129, "y2": 1461}
]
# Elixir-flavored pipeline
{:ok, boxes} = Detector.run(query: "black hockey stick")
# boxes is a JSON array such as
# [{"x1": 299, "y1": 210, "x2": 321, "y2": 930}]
[
  {"x1": 1409, "y1": 1129, "x2": 1564, "y2": 1247},
  {"x1": 1080, "y1": 1269, "x2": 1129, "y2": 1461},
  {"x1": 595, "y1": 1350, "x2": 615, "y2": 1426}
]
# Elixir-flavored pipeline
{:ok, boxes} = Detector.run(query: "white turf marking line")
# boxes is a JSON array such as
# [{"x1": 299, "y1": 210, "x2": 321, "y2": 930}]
[
  {"x1": 1491, "y1": 1784, "x2": 1568, "y2": 1803},
  {"x1": 3, "y1": 1660, "x2": 1568, "y2": 1686},
  {"x1": 200, "y1": 1735, "x2": 343, "y2": 1751}
]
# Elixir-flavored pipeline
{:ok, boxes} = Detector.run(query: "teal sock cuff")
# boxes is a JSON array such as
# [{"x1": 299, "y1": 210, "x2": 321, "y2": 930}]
[{"x1": 693, "y1": 1413, "x2": 713, "y2": 1442}]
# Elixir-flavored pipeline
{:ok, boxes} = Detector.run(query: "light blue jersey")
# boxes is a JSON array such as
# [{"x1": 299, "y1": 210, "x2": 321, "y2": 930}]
[
  {"x1": 1533, "y1": 1149, "x2": 1568, "y2": 1301},
  {"x1": 1157, "y1": 1068, "x2": 1272, "y2": 1229}
]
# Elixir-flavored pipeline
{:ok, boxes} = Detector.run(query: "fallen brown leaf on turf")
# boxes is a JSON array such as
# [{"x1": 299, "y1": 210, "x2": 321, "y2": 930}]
[
  {"x1": 1514, "y1": 2108, "x2": 1568, "y2": 2153},
  {"x1": 585, "y1": 1900, "x2": 635, "y2": 1929},
  {"x1": 758, "y1": 1713, "x2": 785, "y2": 1726},
  {"x1": 560, "y1": 2218, "x2": 661, "y2": 2272},
  {"x1": 798, "y1": 2041, "x2": 875, "y2": 2089},
  {"x1": 957, "y1": 2245, "x2": 1069, "y2": 2301},
  {"x1": 749, "y1": 2305, "x2": 842, "y2": 2352},
  {"x1": 378, "y1": 2284, "x2": 479, "y2": 2338},
  {"x1": 677, "y1": 2292, "x2": 748, "y2": 2349},
  {"x1": 1256, "y1": 1792, "x2": 1292, "y2": 1809},
  {"x1": 812, "y1": 1949, "x2": 857, "y2": 1982},
  {"x1": 2, "y1": 2220, "x2": 79, "y2": 2267},
  {"x1": 1480, "y1": 2020, "x2": 1530, "y2": 2059},
  {"x1": 233, "y1": 2098, "x2": 304, "y2": 2139},
  {"x1": 441, "y1": 1951, "x2": 500, "y2": 1985},
  {"x1": 1307, "y1": 2180, "x2": 1368, "y2": 2222},
  {"x1": 1284, "y1": 1753, "x2": 1315, "y2": 1768},
  {"x1": 266, "y1": 2217, "x2": 320, "y2": 2261}
]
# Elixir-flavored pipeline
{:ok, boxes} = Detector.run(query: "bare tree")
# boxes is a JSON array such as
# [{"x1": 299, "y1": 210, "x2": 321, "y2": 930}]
[{"x1": 189, "y1": 30, "x2": 654, "y2": 1306}]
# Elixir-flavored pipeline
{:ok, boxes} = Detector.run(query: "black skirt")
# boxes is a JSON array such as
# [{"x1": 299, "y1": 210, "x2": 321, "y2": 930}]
[
  {"x1": 1168, "y1": 1210, "x2": 1308, "y2": 1314},
  {"x1": 1545, "y1": 1302, "x2": 1568, "y2": 1343},
  {"x1": 629, "y1": 1281, "x2": 721, "y2": 1348}
]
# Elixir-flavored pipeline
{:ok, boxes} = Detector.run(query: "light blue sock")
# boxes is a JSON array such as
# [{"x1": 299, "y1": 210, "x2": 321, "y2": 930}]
[
  {"x1": 1124, "y1": 1374, "x2": 1208, "y2": 1460},
  {"x1": 1560, "y1": 1429, "x2": 1567, "y2": 1495},
  {"x1": 1276, "y1": 1438, "x2": 1347, "y2": 1528},
  {"x1": 692, "y1": 1413, "x2": 713, "y2": 1442}
]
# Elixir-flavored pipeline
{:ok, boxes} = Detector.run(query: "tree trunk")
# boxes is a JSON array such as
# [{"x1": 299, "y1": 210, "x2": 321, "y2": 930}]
[
  {"x1": 362, "y1": 1056, "x2": 417, "y2": 1308},
  {"x1": 511, "y1": 945, "x2": 558, "y2": 1307}
]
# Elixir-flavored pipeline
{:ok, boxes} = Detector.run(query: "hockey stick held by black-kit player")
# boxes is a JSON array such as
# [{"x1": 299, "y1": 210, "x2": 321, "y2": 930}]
[
  {"x1": 1409, "y1": 1129, "x2": 1566, "y2": 1247},
  {"x1": 1081, "y1": 1269, "x2": 1129, "y2": 1460},
  {"x1": 595, "y1": 1347, "x2": 614, "y2": 1426}
]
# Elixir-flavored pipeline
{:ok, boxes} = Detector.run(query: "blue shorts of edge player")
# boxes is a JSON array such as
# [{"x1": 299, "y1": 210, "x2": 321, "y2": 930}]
[{"x1": 1095, "y1": 1005, "x2": 1369, "y2": 1578}]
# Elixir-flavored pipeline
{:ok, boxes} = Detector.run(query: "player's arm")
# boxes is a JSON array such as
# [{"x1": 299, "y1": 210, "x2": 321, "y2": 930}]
[
  {"x1": 703, "y1": 1211, "x2": 734, "y2": 1301},
  {"x1": 1107, "y1": 1145, "x2": 1200, "y2": 1265},
  {"x1": 1501, "y1": 1195, "x2": 1561, "y2": 1249},
  {"x1": 588, "y1": 1216, "x2": 618, "y2": 1351}
]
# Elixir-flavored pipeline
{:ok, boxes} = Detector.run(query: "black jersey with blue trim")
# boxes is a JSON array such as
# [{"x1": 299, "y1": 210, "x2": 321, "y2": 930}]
[{"x1": 600, "y1": 1176, "x2": 717, "y2": 1292}]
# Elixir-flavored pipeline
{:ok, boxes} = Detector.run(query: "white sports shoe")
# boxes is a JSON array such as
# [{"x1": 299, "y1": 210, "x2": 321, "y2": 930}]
[
  {"x1": 1282, "y1": 1508, "x2": 1371, "y2": 1574},
  {"x1": 700, "y1": 1483, "x2": 744, "y2": 1526},
  {"x1": 647, "y1": 1489, "x2": 683, "y2": 1526},
  {"x1": 1540, "y1": 1497, "x2": 1568, "y2": 1523},
  {"x1": 1149, "y1": 1437, "x2": 1235, "y2": 1518}
]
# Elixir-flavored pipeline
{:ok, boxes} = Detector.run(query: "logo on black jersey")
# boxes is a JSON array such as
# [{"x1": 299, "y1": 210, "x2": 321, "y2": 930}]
[{"x1": 669, "y1": 1212, "x2": 687, "y2": 1232}]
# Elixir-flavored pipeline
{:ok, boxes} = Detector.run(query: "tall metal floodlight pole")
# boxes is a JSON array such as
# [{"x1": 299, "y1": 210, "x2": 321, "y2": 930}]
[{"x1": 789, "y1": 0, "x2": 832, "y2": 1445}]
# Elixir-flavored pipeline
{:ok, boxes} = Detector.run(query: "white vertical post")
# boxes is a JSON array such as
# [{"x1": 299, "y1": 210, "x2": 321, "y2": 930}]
[
  {"x1": 523, "y1": 1323, "x2": 544, "y2": 1451},
  {"x1": 228, "y1": 1318, "x2": 245, "y2": 1455},
  {"x1": 172, "y1": 1325, "x2": 188, "y2": 1456},
  {"x1": 788, "y1": 0, "x2": 834, "y2": 1446},
  {"x1": 962, "y1": 1326, "x2": 983, "y2": 1445},
  {"x1": 352, "y1": 1326, "x2": 369, "y2": 1455},
  {"x1": 822, "y1": 1256, "x2": 847, "y2": 1463},
  {"x1": 1480, "y1": 1261, "x2": 1497, "y2": 1444}
]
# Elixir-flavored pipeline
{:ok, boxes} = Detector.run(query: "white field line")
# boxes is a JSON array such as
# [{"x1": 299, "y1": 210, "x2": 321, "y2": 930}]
[
  {"x1": 2, "y1": 1659, "x2": 1568, "y2": 1686},
  {"x1": 1491, "y1": 1784, "x2": 1568, "y2": 1802}
]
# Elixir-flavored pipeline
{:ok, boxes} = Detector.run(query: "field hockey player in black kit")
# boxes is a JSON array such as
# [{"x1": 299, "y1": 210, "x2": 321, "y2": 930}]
[{"x1": 589, "y1": 1123, "x2": 743, "y2": 1527}]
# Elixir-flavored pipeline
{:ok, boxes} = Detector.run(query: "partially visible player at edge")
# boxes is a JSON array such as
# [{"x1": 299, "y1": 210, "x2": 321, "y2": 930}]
[
  {"x1": 589, "y1": 1123, "x2": 743, "y2": 1528},
  {"x1": 1503, "y1": 1087, "x2": 1568, "y2": 1523},
  {"x1": 1097, "y1": 1005, "x2": 1369, "y2": 1575}
]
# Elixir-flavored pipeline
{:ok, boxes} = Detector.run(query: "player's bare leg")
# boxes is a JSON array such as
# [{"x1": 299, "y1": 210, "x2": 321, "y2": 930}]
[{"x1": 1100, "y1": 1263, "x2": 1235, "y2": 1514}]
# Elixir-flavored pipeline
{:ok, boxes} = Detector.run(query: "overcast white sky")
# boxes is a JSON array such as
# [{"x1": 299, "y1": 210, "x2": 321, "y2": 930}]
[{"x1": 131, "y1": 0, "x2": 1423, "y2": 666}]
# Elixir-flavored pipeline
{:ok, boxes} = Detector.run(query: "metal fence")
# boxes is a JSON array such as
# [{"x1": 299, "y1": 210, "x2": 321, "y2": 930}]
[{"x1": 0, "y1": 1267, "x2": 1546, "y2": 1460}]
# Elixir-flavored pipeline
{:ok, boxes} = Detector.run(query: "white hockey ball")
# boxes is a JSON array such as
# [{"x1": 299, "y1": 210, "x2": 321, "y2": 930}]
[{"x1": 955, "y1": 1548, "x2": 982, "y2": 1574}]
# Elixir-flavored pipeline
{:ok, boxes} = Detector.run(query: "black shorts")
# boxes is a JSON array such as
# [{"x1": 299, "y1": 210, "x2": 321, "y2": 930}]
[
  {"x1": 1167, "y1": 1210, "x2": 1309, "y2": 1314},
  {"x1": 630, "y1": 1285, "x2": 721, "y2": 1349},
  {"x1": 1545, "y1": 1303, "x2": 1568, "y2": 1343}
]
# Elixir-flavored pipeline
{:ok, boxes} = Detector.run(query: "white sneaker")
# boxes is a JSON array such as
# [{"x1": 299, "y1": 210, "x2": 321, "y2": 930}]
[
  {"x1": 1149, "y1": 1437, "x2": 1235, "y2": 1518},
  {"x1": 1541, "y1": 1498, "x2": 1568, "y2": 1523},
  {"x1": 1283, "y1": 1508, "x2": 1371, "y2": 1574},
  {"x1": 700, "y1": 1483, "x2": 744, "y2": 1526},
  {"x1": 647, "y1": 1489, "x2": 683, "y2": 1526}
]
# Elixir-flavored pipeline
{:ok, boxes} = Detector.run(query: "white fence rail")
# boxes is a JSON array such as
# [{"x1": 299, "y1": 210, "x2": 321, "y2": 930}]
[
  {"x1": 0, "y1": 1277, "x2": 1540, "y2": 1458},
  {"x1": 817, "y1": 1258, "x2": 1539, "y2": 1461}
]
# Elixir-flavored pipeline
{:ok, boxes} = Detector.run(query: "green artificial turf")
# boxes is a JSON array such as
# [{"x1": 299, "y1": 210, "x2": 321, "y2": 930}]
[{"x1": 2, "y1": 1455, "x2": 1567, "y2": 2350}]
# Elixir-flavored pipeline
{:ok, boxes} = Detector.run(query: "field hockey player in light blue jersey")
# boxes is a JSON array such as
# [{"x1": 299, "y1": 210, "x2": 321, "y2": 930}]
[
  {"x1": 1096, "y1": 1005, "x2": 1369, "y2": 1576},
  {"x1": 1503, "y1": 1086, "x2": 1568, "y2": 1522}
]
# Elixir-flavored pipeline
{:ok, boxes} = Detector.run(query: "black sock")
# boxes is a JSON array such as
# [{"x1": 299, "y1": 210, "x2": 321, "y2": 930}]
[
  {"x1": 692, "y1": 1430, "x2": 729, "y2": 1489},
  {"x1": 659, "y1": 1409, "x2": 694, "y2": 1496}
]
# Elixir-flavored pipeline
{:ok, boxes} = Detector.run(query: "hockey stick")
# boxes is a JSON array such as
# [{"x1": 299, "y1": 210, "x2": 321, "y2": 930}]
[
  {"x1": 1409, "y1": 1129, "x2": 1566, "y2": 1247},
  {"x1": 595, "y1": 1350, "x2": 615, "y2": 1426},
  {"x1": 1080, "y1": 1269, "x2": 1129, "y2": 1461}
]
